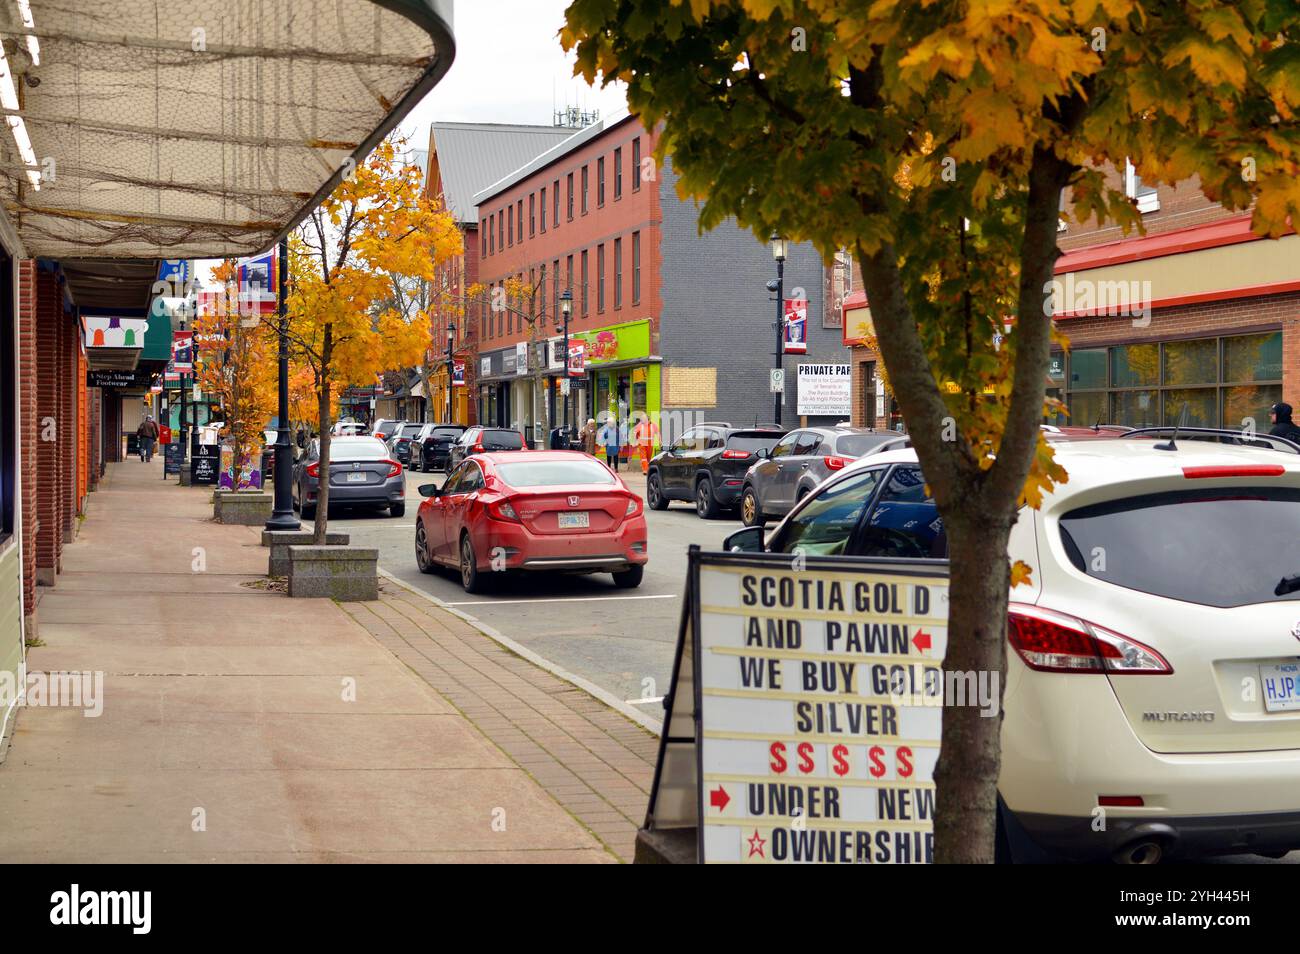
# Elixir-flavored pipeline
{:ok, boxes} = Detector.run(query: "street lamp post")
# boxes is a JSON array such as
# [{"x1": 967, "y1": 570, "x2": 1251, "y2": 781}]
[
  {"x1": 266, "y1": 237, "x2": 300, "y2": 531},
  {"x1": 445, "y1": 320, "x2": 457, "y2": 423},
  {"x1": 557, "y1": 289, "x2": 573, "y2": 443},
  {"x1": 770, "y1": 233, "x2": 788, "y2": 426}
]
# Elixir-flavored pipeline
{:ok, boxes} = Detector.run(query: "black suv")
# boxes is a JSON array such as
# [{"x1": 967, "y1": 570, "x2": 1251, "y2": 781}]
[
  {"x1": 412, "y1": 422, "x2": 465, "y2": 472},
  {"x1": 385, "y1": 422, "x2": 424, "y2": 466},
  {"x1": 646, "y1": 423, "x2": 785, "y2": 518}
]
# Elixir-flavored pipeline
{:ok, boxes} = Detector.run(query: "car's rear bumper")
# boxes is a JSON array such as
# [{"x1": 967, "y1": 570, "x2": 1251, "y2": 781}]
[
  {"x1": 714, "y1": 478, "x2": 744, "y2": 506},
  {"x1": 474, "y1": 518, "x2": 648, "y2": 573},
  {"x1": 1006, "y1": 804, "x2": 1300, "y2": 862},
  {"x1": 305, "y1": 480, "x2": 405, "y2": 506}
]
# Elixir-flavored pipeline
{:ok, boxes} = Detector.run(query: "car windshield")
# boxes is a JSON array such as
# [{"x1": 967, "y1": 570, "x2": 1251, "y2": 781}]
[
  {"x1": 836, "y1": 433, "x2": 892, "y2": 457},
  {"x1": 433, "y1": 427, "x2": 463, "y2": 440},
  {"x1": 727, "y1": 433, "x2": 783, "y2": 453},
  {"x1": 496, "y1": 459, "x2": 616, "y2": 487},
  {"x1": 398, "y1": 424, "x2": 423, "y2": 437},
  {"x1": 481, "y1": 430, "x2": 524, "y2": 450},
  {"x1": 330, "y1": 438, "x2": 388, "y2": 460},
  {"x1": 1059, "y1": 487, "x2": 1300, "y2": 607}
]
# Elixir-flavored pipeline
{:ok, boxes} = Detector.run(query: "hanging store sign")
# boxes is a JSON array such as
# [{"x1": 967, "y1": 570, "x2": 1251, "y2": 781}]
[
  {"x1": 516, "y1": 342, "x2": 529, "y2": 376},
  {"x1": 86, "y1": 369, "x2": 150, "y2": 389}
]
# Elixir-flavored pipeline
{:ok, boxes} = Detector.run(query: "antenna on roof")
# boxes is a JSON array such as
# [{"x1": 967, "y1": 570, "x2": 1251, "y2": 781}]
[{"x1": 1155, "y1": 404, "x2": 1189, "y2": 451}]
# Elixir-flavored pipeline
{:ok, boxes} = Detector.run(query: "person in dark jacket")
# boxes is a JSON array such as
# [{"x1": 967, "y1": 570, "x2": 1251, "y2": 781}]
[
  {"x1": 136, "y1": 415, "x2": 159, "y2": 462},
  {"x1": 1269, "y1": 403, "x2": 1300, "y2": 444}
]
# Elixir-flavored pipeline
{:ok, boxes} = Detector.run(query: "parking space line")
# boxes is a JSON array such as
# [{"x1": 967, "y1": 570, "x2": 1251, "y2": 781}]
[{"x1": 445, "y1": 594, "x2": 678, "y2": 607}]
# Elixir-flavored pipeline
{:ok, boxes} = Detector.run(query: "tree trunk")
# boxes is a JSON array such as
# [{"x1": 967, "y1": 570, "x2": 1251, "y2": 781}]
[
  {"x1": 314, "y1": 378, "x2": 332, "y2": 544},
  {"x1": 932, "y1": 506, "x2": 1012, "y2": 863}
]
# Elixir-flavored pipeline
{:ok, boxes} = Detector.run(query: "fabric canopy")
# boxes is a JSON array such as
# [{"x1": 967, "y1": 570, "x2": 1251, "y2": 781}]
[{"x1": 0, "y1": 0, "x2": 454, "y2": 260}]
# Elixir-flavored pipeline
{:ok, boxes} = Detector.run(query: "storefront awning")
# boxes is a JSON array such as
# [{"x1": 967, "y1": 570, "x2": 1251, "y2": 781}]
[{"x1": 0, "y1": 0, "x2": 455, "y2": 260}]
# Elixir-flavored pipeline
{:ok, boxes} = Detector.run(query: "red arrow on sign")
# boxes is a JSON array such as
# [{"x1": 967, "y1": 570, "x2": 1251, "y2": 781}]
[
  {"x1": 913, "y1": 629, "x2": 932, "y2": 653},
  {"x1": 710, "y1": 786, "x2": 730, "y2": 812}
]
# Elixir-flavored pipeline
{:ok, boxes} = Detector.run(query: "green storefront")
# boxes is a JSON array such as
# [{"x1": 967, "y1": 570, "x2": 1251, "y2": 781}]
[{"x1": 574, "y1": 318, "x2": 661, "y2": 458}]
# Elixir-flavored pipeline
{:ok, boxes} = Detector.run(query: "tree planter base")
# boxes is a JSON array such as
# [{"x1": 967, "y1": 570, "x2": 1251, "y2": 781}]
[
  {"x1": 262, "y1": 530, "x2": 350, "y2": 577},
  {"x1": 215, "y1": 491, "x2": 272, "y2": 525},
  {"x1": 287, "y1": 546, "x2": 378, "y2": 601}
]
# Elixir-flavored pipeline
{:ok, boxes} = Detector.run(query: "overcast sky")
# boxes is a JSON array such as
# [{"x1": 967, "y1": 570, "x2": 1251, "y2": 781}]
[{"x1": 399, "y1": 0, "x2": 627, "y2": 133}]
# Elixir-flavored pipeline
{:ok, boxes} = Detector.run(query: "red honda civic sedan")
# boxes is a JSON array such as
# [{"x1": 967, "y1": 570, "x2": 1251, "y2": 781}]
[{"x1": 414, "y1": 450, "x2": 648, "y2": 593}]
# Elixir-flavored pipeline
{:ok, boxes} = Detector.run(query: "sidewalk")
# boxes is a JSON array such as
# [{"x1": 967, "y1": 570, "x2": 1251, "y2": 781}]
[{"x1": 0, "y1": 458, "x2": 640, "y2": 862}]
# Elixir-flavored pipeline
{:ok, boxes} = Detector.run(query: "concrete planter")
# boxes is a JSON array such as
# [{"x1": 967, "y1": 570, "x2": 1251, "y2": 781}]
[
  {"x1": 262, "y1": 530, "x2": 350, "y2": 577},
  {"x1": 215, "y1": 491, "x2": 272, "y2": 525},
  {"x1": 287, "y1": 546, "x2": 379, "y2": 601}
]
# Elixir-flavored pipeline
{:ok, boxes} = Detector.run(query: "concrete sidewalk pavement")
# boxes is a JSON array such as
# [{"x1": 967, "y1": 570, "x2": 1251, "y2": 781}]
[{"x1": 0, "y1": 458, "x2": 623, "y2": 862}]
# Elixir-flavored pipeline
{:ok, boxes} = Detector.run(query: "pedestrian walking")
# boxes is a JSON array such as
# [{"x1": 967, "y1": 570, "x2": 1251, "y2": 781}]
[
  {"x1": 598, "y1": 417, "x2": 621, "y2": 472},
  {"x1": 1270, "y1": 403, "x2": 1300, "y2": 444},
  {"x1": 631, "y1": 413, "x2": 660, "y2": 475},
  {"x1": 579, "y1": 418, "x2": 597, "y2": 456},
  {"x1": 136, "y1": 415, "x2": 159, "y2": 462}
]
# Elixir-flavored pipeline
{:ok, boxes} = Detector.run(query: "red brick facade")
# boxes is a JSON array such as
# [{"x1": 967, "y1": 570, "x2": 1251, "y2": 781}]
[{"x1": 17, "y1": 261, "x2": 37, "y2": 619}]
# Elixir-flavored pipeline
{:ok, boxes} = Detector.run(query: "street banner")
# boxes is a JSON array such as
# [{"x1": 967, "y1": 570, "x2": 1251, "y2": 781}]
[
  {"x1": 568, "y1": 341, "x2": 586, "y2": 377},
  {"x1": 516, "y1": 342, "x2": 528, "y2": 376},
  {"x1": 172, "y1": 331, "x2": 194, "y2": 371},
  {"x1": 452, "y1": 361, "x2": 465, "y2": 387},
  {"x1": 796, "y1": 364, "x2": 852, "y2": 416},
  {"x1": 642, "y1": 548, "x2": 948, "y2": 864},
  {"x1": 783, "y1": 298, "x2": 808, "y2": 354},
  {"x1": 238, "y1": 251, "x2": 278, "y2": 316}
]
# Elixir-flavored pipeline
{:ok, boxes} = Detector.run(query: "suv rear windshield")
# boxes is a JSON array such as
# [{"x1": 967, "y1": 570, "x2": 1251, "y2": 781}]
[
  {"x1": 1059, "y1": 487, "x2": 1300, "y2": 607},
  {"x1": 432, "y1": 427, "x2": 464, "y2": 440},
  {"x1": 496, "y1": 459, "x2": 615, "y2": 487},
  {"x1": 835, "y1": 433, "x2": 892, "y2": 458},
  {"x1": 397, "y1": 424, "x2": 423, "y2": 438},
  {"x1": 726, "y1": 432, "x2": 783, "y2": 453},
  {"x1": 481, "y1": 430, "x2": 524, "y2": 450}
]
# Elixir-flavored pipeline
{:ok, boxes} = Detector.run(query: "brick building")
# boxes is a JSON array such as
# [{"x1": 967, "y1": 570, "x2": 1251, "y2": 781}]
[
  {"x1": 472, "y1": 111, "x2": 849, "y2": 450},
  {"x1": 423, "y1": 122, "x2": 574, "y2": 425},
  {"x1": 847, "y1": 166, "x2": 1300, "y2": 432}
]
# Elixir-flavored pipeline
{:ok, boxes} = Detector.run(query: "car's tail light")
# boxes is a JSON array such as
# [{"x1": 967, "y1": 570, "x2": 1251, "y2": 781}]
[
  {"x1": 1007, "y1": 604, "x2": 1172, "y2": 675},
  {"x1": 473, "y1": 442, "x2": 485, "y2": 453},
  {"x1": 383, "y1": 459, "x2": 402, "y2": 478},
  {"x1": 625, "y1": 496, "x2": 643, "y2": 517},
  {"x1": 1183, "y1": 464, "x2": 1284, "y2": 479},
  {"x1": 721, "y1": 449, "x2": 751, "y2": 460},
  {"x1": 374, "y1": 432, "x2": 387, "y2": 440},
  {"x1": 305, "y1": 462, "x2": 319, "y2": 478},
  {"x1": 487, "y1": 498, "x2": 520, "y2": 522},
  {"x1": 825, "y1": 455, "x2": 850, "y2": 471}
]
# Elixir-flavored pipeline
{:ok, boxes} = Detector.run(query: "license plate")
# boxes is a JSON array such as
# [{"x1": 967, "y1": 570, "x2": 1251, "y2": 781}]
[
  {"x1": 346, "y1": 472, "x2": 368, "y2": 483},
  {"x1": 558, "y1": 511, "x2": 589, "y2": 529},
  {"x1": 1261, "y1": 663, "x2": 1300, "y2": 712}
]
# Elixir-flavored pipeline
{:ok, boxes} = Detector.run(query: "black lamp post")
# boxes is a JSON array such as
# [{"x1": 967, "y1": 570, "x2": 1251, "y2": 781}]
[
  {"x1": 266, "y1": 237, "x2": 300, "y2": 531},
  {"x1": 445, "y1": 320, "x2": 457, "y2": 423},
  {"x1": 557, "y1": 289, "x2": 573, "y2": 439},
  {"x1": 770, "y1": 233, "x2": 788, "y2": 426}
]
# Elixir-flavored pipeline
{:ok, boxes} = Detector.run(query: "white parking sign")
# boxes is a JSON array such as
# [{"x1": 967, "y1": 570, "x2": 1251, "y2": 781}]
[{"x1": 769, "y1": 368, "x2": 785, "y2": 394}]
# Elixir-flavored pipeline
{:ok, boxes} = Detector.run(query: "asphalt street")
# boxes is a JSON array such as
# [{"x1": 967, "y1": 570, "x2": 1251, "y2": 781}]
[{"x1": 324, "y1": 466, "x2": 738, "y2": 725}]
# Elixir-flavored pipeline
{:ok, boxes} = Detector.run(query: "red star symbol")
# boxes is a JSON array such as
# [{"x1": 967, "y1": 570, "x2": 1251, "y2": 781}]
[{"x1": 746, "y1": 829, "x2": 766, "y2": 859}]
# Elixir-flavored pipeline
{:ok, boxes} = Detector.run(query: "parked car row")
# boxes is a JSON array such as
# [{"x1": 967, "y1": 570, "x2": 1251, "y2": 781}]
[{"x1": 645, "y1": 421, "x2": 912, "y2": 525}]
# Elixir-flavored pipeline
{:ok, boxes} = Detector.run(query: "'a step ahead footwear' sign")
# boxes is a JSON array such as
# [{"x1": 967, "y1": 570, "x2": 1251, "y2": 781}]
[{"x1": 642, "y1": 548, "x2": 948, "y2": 864}]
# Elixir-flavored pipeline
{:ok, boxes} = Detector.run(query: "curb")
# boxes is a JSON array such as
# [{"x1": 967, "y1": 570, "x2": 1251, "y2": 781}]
[{"x1": 377, "y1": 568, "x2": 666, "y2": 734}]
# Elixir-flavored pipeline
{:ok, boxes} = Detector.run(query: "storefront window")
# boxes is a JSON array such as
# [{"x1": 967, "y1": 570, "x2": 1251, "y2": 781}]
[
  {"x1": 1224, "y1": 332, "x2": 1283, "y2": 383},
  {"x1": 1111, "y1": 390, "x2": 1158, "y2": 427},
  {"x1": 1163, "y1": 388, "x2": 1216, "y2": 426},
  {"x1": 1224, "y1": 384, "x2": 1283, "y2": 432},
  {"x1": 1111, "y1": 343, "x2": 1159, "y2": 388},
  {"x1": 1070, "y1": 349, "x2": 1106, "y2": 389},
  {"x1": 1163, "y1": 338, "x2": 1217, "y2": 386},
  {"x1": 1066, "y1": 391, "x2": 1106, "y2": 428}
]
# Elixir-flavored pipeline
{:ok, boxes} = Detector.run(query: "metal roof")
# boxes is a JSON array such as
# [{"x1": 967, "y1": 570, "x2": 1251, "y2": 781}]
[
  {"x1": 429, "y1": 122, "x2": 574, "y2": 224},
  {"x1": 473, "y1": 109, "x2": 634, "y2": 207},
  {"x1": 0, "y1": 0, "x2": 455, "y2": 261}
]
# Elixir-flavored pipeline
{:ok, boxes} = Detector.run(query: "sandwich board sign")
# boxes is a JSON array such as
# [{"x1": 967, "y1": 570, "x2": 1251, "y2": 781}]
[{"x1": 642, "y1": 547, "x2": 948, "y2": 863}]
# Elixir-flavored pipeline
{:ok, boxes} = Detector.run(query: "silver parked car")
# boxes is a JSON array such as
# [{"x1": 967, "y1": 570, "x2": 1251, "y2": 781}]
[
  {"x1": 292, "y1": 436, "x2": 406, "y2": 519},
  {"x1": 739, "y1": 426, "x2": 909, "y2": 526}
]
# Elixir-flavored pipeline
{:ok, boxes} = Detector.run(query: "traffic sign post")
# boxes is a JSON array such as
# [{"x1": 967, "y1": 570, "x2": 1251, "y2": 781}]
[{"x1": 769, "y1": 368, "x2": 785, "y2": 394}]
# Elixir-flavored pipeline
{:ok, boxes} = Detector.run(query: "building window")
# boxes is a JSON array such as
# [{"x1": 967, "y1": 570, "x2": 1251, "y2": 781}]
[
  {"x1": 566, "y1": 254, "x2": 574, "y2": 307},
  {"x1": 613, "y1": 237, "x2": 622, "y2": 309},
  {"x1": 540, "y1": 189, "x2": 546, "y2": 233},
  {"x1": 553, "y1": 180, "x2": 560, "y2": 227},
  {"x1": 632, "y1": 137, "x2": 641, "y2": 192},
  {"x1": 529, "y1": 268, "x2": 536, "y2": 321},
  {"x1": 488, "y1": 216, "x2": 494, "y2": 254},
  {"x1": 566, "y1": 173, "x2": 574, "y2": 220},
  {"x1": 540, "y1": 264, "x2": 547, "y2": 322},
  {"x1": 597, "y1": 157, "x2": 606, "y2": 207},
  {"x1": 1124, "y1": 159, "x2": 1159, "y2": 214},
  {"x1": 507, "y1": 206, "x2": 513, "y2": 246},
  {"x1": 497, "y1": 211, "x2": 503, "y2": 250},
  {"x1": 614, "y1": 147, "x2": 623, "y2": 199},
  {"x1": 581, "y1": 165, "x2": 589, "y2": 215},
  {"x1": 516, "y1": 200, "x2": 523, "y2": 242},
  {"x1": 1049, "y1": 332, "x2": 1282, "y2": 430},
  {"x1": 481, "y1": 219, "x2": 487, "y2": 256},
  {"x1": 597, "y1": 243, "x2": 605, "y2": 312},
  {"x1": 632, "y1": 231, "x2": 640, "y2": 304},
  {"x1": 552, "y1": 259, "x2": 560, "y2": 320},
  {"x1": 529, "y1": 194, "x2": 535, "y2": 237},
  {"x1": 580, "y1": 250, "x2": 589, "y2": 316}
]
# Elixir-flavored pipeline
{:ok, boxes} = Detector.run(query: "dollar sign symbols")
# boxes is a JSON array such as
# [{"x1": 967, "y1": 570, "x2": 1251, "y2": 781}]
[{"x1": 833, "y1": 744, "x2": 850, "y2": 777}]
